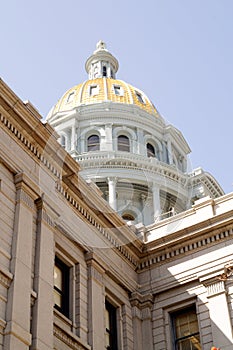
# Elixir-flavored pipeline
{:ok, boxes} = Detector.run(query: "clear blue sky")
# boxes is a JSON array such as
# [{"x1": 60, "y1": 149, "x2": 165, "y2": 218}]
[{"x1": 1, "y1": 0, "x2": 233, "y2": 193}]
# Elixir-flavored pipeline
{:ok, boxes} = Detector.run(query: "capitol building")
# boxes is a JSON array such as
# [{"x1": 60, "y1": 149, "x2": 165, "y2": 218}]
[{"x1": 0, "y1": 42, "x2": 233, "y2": 350}]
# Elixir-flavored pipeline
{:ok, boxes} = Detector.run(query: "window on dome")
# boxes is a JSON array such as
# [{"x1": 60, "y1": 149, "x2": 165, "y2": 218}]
[
  {"x1": 171, "y1": 305, "x2": 201, "y2": 350},
  {"x1": 103, "y1": 66, "x2": 107, "y2": 77},
  {"x1": 117, "y1": 135, "x2": 130, "y2": 152},
  {"x1": 113, "y1": 85, "x2": 123, "y2": 96},
  {"x1": 87, "y1": 135, "x2": 100, "y2": 152},
  {"x1": 147, "y1": 143, "x2": 156, "y2": 158},
  {"x1": 135, "y1": 91, "x2": 145, "y2": 104},
  {"x1": 89, "y1": 85, "x2": 99, "y2": 96},
  {"x1": 67, "y1": 92, "x2": 75, "y2": 103}
]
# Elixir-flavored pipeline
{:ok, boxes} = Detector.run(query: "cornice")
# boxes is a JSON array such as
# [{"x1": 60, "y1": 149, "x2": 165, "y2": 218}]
[
  {"x1": 49, "y1": 102, "x2": 165, "y2": 129},
  {"x1": 138, "y1": 221, "x2": 233, "y2": 271},
  {"x1": 189, "y1": 171, "x2": 224, "y2": 197},
  {"x1": 0, "y1": 111, "x2": 62, "y2": 180}
]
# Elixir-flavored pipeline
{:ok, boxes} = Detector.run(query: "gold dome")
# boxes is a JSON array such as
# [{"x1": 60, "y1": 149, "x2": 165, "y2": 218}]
[{"x1": 51, "y1": 78, "x2": 158, "y2": 116}]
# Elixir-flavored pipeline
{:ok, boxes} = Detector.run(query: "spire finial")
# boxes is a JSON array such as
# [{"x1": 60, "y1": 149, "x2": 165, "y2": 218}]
[{"x1": 96, "y1": 40, "x2": 107, "y2": 51}]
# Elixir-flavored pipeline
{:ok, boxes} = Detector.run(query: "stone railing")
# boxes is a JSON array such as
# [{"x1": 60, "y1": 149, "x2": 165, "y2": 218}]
[{"x1": 74, "y1": 151, "x2": 187, "y2": 185}]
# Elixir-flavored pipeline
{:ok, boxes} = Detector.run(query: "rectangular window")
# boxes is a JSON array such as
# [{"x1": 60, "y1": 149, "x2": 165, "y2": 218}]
[
  {"x1": 171, "y1": 305, "x2": 201, "y2": 350},
  {"x1": 113, "y1": 85, "x2": 123, "y2": 96},
  {"x1": 105, "y1": 301, "x2": 118, "y2": 350},
  {"x1": 54, "y1": 257, "x2": 69, "y2": 317},
  {"x1": 90, "y1": 85, "x2": 99, "y2": 96},
  {"x1": 67, "y1": 91, "x2": 75, "y2": 103},
  {"x1": 135, "y1": 91, "x2": 145, "y2": 104}
]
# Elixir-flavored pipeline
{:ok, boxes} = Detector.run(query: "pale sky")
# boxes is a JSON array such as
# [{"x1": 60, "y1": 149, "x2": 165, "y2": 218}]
[{"x1": 1, "y1": 0, "x2": 233, "y2": 193}]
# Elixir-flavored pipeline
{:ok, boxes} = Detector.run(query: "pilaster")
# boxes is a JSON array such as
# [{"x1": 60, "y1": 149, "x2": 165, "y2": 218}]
[
  {"x1": 151, "y1": 183, "x2": 161, "y2": 222},
  {"x1": 107, "y1": 177, "x2": 117, "y2": 210},
  {"x1": 204, "y1": 279, "x2": 233, "y2": 349},
  {"x1": 4, "y1": 173, "x2": 37, "y2": 350},
  {"x1": 130, "y1": 292, "x2": 154, "y2": 350},
  {"x1": 85, "y1": 252, "x2": 105, "y2": 350},
  {"x1": 105, "y1": 123, "x2": 113, "y2": 151},
  {"x1": 30, "y1": 197, "x2": 55, "y2": 350}
]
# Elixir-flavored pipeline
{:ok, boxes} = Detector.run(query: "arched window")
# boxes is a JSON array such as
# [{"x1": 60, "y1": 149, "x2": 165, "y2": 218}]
[
  {"x1": 147, "y1": 143, "x2": 156, "y2": 157},
  {"x1": 122, "y1": 213, "x2": 135, "y2": 222},
  {"x1": 102, "y1": 66, "x2": 107, "y2": 77},
  {"x1": 87, "y1": 135, "x2": 100, "y2": 152},
  {"x1": 60, "y1": 135, "x2": 66, "y2": 149},
  {"x1": 117, "y1": 135, "x2": 130, "y2": 152}
]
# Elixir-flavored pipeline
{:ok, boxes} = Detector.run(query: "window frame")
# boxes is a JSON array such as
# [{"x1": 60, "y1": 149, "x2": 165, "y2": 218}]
[
  {"x1": 89, "y1": 84, "x2": 99, "y2": 96},
  {"x1": 171, "y1": 305, "x2": 201, "y2": 350},
  {"x1": 103, "y1": 65, "x2": 107, "y2": 77},
  {"x1": 54, "y1": 257, "x2": 70, "y2": 318},
  {"x1": 66, "y1": 91, "x2": 75, "y2": 103},
  {"x1": 147, "y1": 142, "x2": 156, "y2": 158},
  {"x1": 105, "y1": 300, "x2": 118, "y2": 350},
  {"x1": 113, "y1": 85, "x2": 124, "y2": 96},
  {"x1": 60, "y1": 134, "x2": 66, "y2": 149},
  {"x1": 117, "y1": 135, "x2": 130, "y2": 152},
  {"x1": 135, "y1": 91, "x2": 145, "y2": 104},
  {"x1": 87, "y1": 134, "x2": 100, "y2": 152}
]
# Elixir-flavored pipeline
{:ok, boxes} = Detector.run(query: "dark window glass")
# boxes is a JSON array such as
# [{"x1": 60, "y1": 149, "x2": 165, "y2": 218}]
[
  {"x1": 135, "y1": 91, "x2": 144, "y2": 104},
  {"x1": 105, "y1": 301, "x2": 118, "y2": 350},
  {"x1": 87, "y1": 135, "x2": 100, "y2": 151},
  {"x1": 103, "y1": 66, "x2": 107, "y2": 77},
  {"x1": 117, "y1": 135, "x2": 130, "y2": 152},
  {"x1": 114, "y1": 86, "x2": 121, "y2": 95},
  {"x1": 122, "y1": 213, "x2": 135, "y2": 221},
  {"x1": 54, "y1": 257, "x2": 69, "y2": 317},
  {"x1": 147, "y1": 143, "x2": 155, "y2": 157},
  {"x1": 172, "y1": 306, "x2": 201, "y2": 350}
]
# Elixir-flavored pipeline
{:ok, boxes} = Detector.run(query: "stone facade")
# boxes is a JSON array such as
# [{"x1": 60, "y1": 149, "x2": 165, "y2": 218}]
[{"x1": 0, "y1": 75, "x2": 233, "y2": 350}]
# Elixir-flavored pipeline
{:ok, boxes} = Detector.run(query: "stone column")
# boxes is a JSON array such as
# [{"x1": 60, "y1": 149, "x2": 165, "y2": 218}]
[
  {"x1": 166, "y1": 138, "x2": 173, "y2": 165},
  {"x1": 206, "y1": 280, "x2": 233, "y2": 349},
  {"x1": 151, "y1": 183, "x2": 161, "y2": 221},
  {"x1": 105, "y1": 123, "x2": 113, "y2": 151},
  {"x1": 85, "y1": 253, "x2": 105, "y2": 350},
  {"x1": 137, "y1": 128, "x2": 145, "y2": 155},
  {"x1": 141, "y1": 194, "x2": 151, "y2": 226},
  {"x1": 107, "y1": 177, "x2": 117, "y2": 210},
  {"x1": 71, "y1": 123, "x2": 76, "y2": 151},
  {"x1": 4, "y1": 173, "x2": 37, "y2": 350},
  {"x1": 30, "y1": 197, "x2": 55, "y2": 350}
]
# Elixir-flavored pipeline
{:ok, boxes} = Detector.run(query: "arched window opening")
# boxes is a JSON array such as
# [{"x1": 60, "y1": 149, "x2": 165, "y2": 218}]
[
  {"x1": 117, "y1": 135, "x2": 130, "y2": 152},
  {"x1": 103, "y1": 66, "x2": 107, "y2": 77},
  {"x1": 122, "y1": 213, "x2": 135, "y2": 222},
  {"x1": 87, "y1": 135, "x2": 100, "y2": 152},
  {"x1": 147, "y1": 143, "x2": 156, "y2": 157},
  {"x1": 60, "y1": 135, "x2": 66, "y2": 149}
]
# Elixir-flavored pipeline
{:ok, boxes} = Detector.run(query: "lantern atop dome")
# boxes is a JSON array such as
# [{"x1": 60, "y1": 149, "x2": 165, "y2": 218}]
[{"x1": 85, "y1": 40, "x2": 119, "y2": 79}]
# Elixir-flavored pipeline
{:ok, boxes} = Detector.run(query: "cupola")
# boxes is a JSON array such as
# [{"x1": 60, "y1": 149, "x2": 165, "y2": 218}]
[{"x1": 85, "y1": 40, "x2": 119, "y2": 79}]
